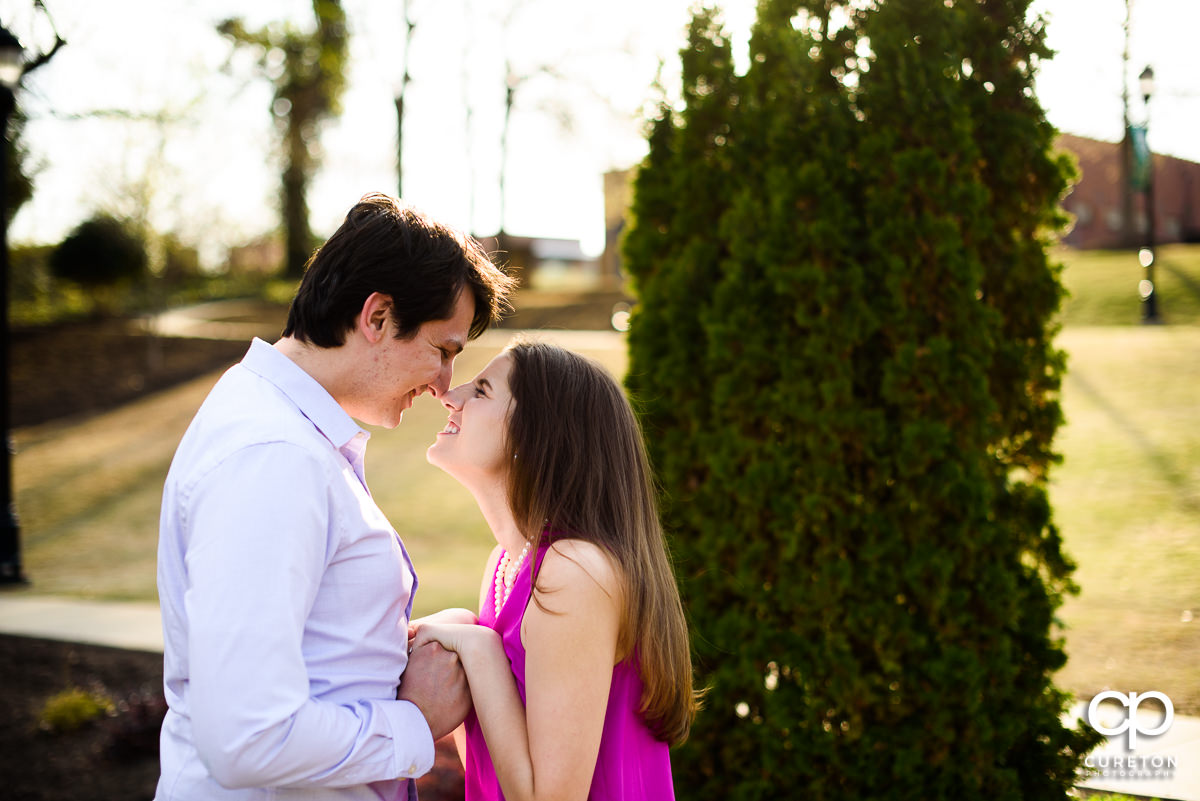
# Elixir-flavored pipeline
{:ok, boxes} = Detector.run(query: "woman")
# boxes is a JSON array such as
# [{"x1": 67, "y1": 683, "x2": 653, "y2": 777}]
[{"x1": 413, "y1": 339, "x2": 699, "y2": 801}]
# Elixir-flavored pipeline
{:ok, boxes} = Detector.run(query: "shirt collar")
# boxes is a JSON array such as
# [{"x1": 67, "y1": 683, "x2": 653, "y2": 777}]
[{"x1": 240, "y1": 337, "x2": 370, "y2": 452}]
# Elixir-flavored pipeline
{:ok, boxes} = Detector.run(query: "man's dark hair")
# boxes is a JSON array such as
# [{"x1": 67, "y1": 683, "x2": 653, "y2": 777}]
[{"x1": 283, "y1": 193, "x2": 514, "y2": 347}]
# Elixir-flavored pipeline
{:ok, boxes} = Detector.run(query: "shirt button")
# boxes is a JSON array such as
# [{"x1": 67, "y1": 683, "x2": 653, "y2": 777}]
[{"x1": 408, "y1": 762, "x2": 418, "y2": 776}]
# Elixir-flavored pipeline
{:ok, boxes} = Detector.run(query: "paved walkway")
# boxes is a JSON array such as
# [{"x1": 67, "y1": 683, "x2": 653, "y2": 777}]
[
  {"x1": 0, "y1": 594, "x2": 162, "y2": 651},
  {"x1": 141, "y1": 299, "x2": 627, "y2": 352},
  {"x1": 1, "y1": 594, "x2": 1196, "y2": 800}
]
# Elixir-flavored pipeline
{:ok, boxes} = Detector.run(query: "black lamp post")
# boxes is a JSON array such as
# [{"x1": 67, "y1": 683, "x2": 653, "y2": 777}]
[
  {"x1": 0, "y1": 24, "x2": 25, "y2": 584},
  {"x1": 1138, "y1": 65, "x2": 1160, "y2": 324}
]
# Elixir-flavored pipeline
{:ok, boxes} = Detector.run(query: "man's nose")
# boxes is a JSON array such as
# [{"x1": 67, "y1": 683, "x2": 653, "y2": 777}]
[{"x1": 428, "y1": 363, "x2": 455, "y2": 400}]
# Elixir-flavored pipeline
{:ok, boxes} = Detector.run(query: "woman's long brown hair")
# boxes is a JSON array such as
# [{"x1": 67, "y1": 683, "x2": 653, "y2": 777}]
[{"x1": 504, "y1": 339, "x2": 699, "y2": 746}]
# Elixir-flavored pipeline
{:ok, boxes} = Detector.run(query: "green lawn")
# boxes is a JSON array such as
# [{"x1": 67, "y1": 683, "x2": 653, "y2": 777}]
[
  {"x1": 8, "y1": 245, "x2": 1199, "y2": 715},
  {"x1": 1057, "y1": 243, "x2": 1200, "y2": 327},
  {"x1": 1051, "y1": 325, "x2": 1199, "y2": 714},
  {"x1": 1048, "y1": 244, "x2": 1200, "y2": 713}
]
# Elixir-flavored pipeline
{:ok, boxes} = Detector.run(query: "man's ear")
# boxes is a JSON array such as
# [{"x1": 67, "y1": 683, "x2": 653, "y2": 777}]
[{"x1": 357, "y1": 292, "x2": 394, "y2": 344}]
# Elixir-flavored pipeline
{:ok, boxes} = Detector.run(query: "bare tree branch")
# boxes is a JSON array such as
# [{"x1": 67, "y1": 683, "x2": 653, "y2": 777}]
[
  {"x1": 38, "y1": 108, "x2": 193, "y2": 123},
  {"x1": 21, "y1": 0, "x2": 67, "y2": 77}
]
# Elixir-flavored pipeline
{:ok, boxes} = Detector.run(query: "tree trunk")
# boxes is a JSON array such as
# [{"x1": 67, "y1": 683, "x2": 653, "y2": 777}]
[{"x1": 283, "y1": 121, "x2": 312, "y2": 279}]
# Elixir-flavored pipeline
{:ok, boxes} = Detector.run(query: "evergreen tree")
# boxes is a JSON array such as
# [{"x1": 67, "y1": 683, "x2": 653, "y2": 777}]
[
  {"x1": 623, "y1": 2, "x2": 1100, "y2": 798},
  {"x1": 625, "y1": 7, "x2": 738, "y2": 544}
]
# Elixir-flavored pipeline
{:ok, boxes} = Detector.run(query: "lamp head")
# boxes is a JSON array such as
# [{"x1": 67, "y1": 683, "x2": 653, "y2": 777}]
[
  {"x1": 1139, "y1": 65, "x2": 1155, "y2": 105},
  {"x1": 0, "y1": 25, "x2": 24, "y2": 89}
]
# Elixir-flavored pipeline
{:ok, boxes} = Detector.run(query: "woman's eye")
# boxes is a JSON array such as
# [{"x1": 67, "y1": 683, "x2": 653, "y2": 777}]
[{"x1": 474, "y1": 387, "x2": 486, "y2": 398}]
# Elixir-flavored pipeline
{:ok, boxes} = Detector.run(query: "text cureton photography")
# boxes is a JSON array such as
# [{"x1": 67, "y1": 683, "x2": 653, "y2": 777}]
[{"x1": 1085, "y1": 691, "x2": 1178, "y2": 779}]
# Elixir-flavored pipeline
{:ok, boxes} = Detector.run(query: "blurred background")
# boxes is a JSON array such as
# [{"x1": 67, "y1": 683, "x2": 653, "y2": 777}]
[
  {"x1": 0, "y1": 2, "x2": 1196, "y2": 794},
  {"x1": 2, "y1": 0, "x2": 1198, "y2": 265}
]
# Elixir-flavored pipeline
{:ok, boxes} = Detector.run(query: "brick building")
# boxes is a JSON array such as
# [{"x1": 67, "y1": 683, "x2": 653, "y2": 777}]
[
  {"x1": 1057, "y1": 133, "x2": 1200, "y2": 249},
  {"x1": 601, "y1": 136, "x2": 1200, "y2": 270}
]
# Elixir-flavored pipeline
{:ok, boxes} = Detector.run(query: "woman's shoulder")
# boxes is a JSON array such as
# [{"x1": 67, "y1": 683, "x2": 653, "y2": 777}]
[
  {"x1": 525, "y1": 537, "x2": 623, "y2": 653},
  {"x1": 537, "y1": 537, "x2": 621, "y2": 600}
]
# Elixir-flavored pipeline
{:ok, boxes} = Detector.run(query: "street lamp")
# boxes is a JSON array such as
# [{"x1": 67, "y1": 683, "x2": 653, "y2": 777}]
[
  {"x1": 0, "y1": 24, "x2": 24, "y2": 584},
  {"x1": 0, "y1": 29, "x2": 22, "y2": 86},
  {"x1": 1138, "y1": 65, "x2": 1160, "y2": 323}
]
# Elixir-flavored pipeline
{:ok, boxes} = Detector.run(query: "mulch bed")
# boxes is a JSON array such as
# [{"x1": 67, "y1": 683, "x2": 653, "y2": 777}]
[
  {"x1": 10, "y1": 318, "x2": 250, "y2": 429},
  {"x1": 0, "y1": 634, "x2": 165, "y2": 800},
  {"x1": 0, "y1": 634, "x2": 464, "y2": 800}
]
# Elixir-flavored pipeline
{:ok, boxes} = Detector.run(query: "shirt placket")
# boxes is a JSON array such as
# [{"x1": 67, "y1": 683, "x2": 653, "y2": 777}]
[{"x1": 338, "y1": 431, "x2": 370, "y2": 492}]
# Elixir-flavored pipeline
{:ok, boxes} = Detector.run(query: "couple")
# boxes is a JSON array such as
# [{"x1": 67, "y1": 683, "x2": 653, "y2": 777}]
[{"x1": 154, "y1": 193, "x2": 698, "y2": 801}]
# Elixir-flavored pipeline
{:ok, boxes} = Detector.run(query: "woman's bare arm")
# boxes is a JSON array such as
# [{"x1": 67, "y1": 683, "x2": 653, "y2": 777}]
[{"x1": 410, "y1": 541, "x2": 621, "y2": 801}]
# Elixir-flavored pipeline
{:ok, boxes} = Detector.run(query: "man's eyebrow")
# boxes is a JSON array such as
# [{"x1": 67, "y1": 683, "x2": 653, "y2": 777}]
[{"x1": 439, "y1": 338, "x2": 465, "y2": 355}]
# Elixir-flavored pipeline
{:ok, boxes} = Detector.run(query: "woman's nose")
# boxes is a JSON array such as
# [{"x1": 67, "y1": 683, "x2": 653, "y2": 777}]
[{"x1": 440, "y1": 382, "x2": 469, "y2": 411}]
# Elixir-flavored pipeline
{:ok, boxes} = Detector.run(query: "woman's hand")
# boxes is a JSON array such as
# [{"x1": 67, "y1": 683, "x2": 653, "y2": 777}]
[
  {"x1": 408, "y1": 608, "x2": 477, "y2": 640},
  {"x1": 410, "y1": 621, "x2": 487, "y2": 657}
]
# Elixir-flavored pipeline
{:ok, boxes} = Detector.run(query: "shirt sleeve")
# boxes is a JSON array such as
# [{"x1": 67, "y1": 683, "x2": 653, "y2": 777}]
[{"x1": 180, "y1": 441, "x2": 435, "y2": 790}]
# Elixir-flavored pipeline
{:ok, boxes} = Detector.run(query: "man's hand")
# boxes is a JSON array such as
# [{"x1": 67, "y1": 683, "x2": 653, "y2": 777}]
[{"x1": 398, "y1": 641, "x2": 471, "y2": 740}]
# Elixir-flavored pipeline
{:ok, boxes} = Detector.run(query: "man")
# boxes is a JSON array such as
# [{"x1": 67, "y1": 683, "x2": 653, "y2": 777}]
[{"x1": 155, "y1": 194, "x2": 515, "y2": 800}]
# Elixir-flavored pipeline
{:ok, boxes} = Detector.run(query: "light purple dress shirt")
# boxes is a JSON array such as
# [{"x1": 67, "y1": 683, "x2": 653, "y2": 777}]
[{"x1": 155, "y1": 338, "x2": 433, "y2": 801}]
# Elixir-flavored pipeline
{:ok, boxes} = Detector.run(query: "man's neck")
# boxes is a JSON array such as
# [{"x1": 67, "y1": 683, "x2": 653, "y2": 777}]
[{"x1": 275, "y1": 336, "x2": 352, "y2": 407}]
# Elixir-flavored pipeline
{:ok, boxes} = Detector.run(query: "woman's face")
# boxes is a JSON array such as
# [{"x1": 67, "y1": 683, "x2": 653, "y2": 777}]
[{"x1": 426, "y1": 351, "x2": 515, "y2": 484}]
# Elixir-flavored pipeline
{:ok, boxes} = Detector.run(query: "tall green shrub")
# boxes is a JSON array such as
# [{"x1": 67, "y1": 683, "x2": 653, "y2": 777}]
[
  {"x1": 51, "y1": 215, "x2": 147, "y2": 288},
  {"x1": 623, "y1": 2, "x2": 1101, "y2": 799}
]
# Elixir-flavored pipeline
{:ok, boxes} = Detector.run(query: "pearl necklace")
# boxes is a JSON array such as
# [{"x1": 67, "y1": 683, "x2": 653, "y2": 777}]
[{"x1": 494, "y1": 540, "x2": 532, "y2": 618}]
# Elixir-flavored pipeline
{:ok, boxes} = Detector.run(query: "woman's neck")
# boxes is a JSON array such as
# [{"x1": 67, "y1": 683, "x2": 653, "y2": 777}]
[{"x1": 470, "y1": 479, "x2": 526, "y2": 554}]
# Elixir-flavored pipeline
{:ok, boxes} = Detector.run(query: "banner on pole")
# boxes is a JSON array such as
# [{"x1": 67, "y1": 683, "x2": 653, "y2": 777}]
[{"x1": 1130, "y1": 125, "x2": 1151, "y2": 191}]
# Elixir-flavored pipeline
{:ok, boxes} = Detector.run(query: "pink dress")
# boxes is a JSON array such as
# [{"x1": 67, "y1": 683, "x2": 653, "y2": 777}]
[{"x1": 464, "y1": 539, "x2": 676, "y2": 801}]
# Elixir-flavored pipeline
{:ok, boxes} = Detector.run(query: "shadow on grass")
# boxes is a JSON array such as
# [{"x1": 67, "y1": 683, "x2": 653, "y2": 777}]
[
  {"x1": 1065, "y1": 369, "x2": 1199, "y2": 515},
  {"x1": 1163, "y1": 261, "x2": 1200, "y2": 305}
]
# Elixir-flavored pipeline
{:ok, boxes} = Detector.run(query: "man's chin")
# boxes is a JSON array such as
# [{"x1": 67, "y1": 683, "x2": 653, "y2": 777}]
[
  {"x1": 356, "y1": 411, "x2": 402, "y2": 430},
  {"x1": 380, "y1": 396, "x2": 415, "y2": 429}
]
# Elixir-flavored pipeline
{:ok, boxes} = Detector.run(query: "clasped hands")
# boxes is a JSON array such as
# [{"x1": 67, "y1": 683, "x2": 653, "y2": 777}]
[{"x1": 396, "y1": 608, "x2": 479, "y2": 739}]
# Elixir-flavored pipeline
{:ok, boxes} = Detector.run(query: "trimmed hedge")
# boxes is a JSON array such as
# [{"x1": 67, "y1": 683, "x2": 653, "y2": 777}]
[{"x1": 623, "y1": 2, "x2": 1102, "y2": 799}]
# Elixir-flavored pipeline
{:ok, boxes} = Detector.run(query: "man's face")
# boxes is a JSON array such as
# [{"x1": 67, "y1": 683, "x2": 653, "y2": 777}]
[{"x1": 354, "y1": 290, "x2": 476, "y2": 429}]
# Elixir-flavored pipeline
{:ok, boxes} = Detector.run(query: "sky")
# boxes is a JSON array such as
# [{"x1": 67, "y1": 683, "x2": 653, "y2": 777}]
[{"x1": 2, "y1": 0, "x2": 1197, "y2": 265}]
